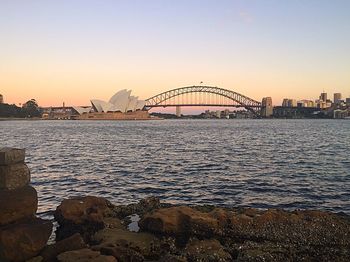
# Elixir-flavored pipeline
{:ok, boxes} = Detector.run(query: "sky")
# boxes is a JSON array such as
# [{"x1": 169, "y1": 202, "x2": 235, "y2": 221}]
[{"x1": 1, "y1": 0, "x2": 349, "y2": 111}]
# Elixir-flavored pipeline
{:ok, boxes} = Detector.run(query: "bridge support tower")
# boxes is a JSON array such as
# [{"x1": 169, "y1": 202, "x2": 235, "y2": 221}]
[
  {"x1": 176, "y1": 106, "x2": 181, "y2": 117},
  {"x1": 261, "y1": 97, "x2": 273, "y2": 117}
]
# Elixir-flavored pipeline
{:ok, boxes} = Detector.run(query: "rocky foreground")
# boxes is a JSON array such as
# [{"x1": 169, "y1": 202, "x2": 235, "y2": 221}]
[
  {"x1": 33, "y1": 196, "x2": 350, "y2": 262},
  {"x1": 1, "y1": 148, "x2": 350, "y2": 261}
]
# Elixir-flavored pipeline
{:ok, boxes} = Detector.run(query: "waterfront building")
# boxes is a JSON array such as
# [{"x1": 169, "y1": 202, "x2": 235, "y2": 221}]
[
  {"x1": 297, "y1": 100, "x2": 315, "y2": 108},
  {"x1": 334, "y1": 93, "x2": 342, "y2": 104},
  {"x1": 282, "y1": 98, "x2": 297, "y2": 107},
  {"x1": 297, "y1": 101, "x2": 305, "y2": 108},
  {"x1": 307, "y1": 100, "x2": 315, "y2": 107},
  {"x1": 282, "y1": 99, "x2": 289, "y2": 107},
  {"x1": 74, "y1": 89, "x2": 146, "y2": 114},
  {"x1": 41, "y1": 106, "x2": 75, "y2": 120},
  {"x1": 290, "y1": 99, "x2": 297, "y2": 107},
  {"x1": 70, "y1": 90, "x2": 151, "y2": 120},
  {"x1": 0, "y1": 94, "x2": 3, "y2": 104},
  {"x1": 334, "y1": 109, "x2": 348, "y2": 119},
  {"x1": 72, "y1": 106, "x2": 91, "y2": 115},
  {"x1": 261, "y1": 97, "x2": 273, "y2": 117},
  {"x1": 273, "y1": 106, "x2": 320, "y2": 118}
]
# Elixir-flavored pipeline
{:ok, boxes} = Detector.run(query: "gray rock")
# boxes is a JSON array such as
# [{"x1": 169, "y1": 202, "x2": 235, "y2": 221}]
[
  {"x1": 0, "y1": 163, "x2": 30, "y2": 190},
  {"x1": 0, "y1": 147, "x2": 25, "y2": 166}
]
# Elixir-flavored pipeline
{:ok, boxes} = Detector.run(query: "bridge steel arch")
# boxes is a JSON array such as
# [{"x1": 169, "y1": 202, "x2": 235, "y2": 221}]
[{"x1": 145, "y1": 86, "x2": 262, "y2": 115}]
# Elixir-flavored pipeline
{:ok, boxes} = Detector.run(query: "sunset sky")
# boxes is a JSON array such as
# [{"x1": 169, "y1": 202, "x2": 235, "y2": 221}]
[{"x1": 1, "y1": 0, "x2": 349, "y2": 110}]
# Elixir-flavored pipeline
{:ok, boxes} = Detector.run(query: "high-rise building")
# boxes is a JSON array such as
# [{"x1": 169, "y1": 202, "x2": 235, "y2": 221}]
[
  {"x1": 0, "y1": 94, "x2": 3, "y2": 104},
  {"x1": 346, "y1": 98, "x2": 350, "y2": 106},
  {"x1": 334, "y1": 93, "x2": 342, "y2": 104},
  {"x1": 282, "y1": 98, "x2": 297, "y2": 107},
  {"x1": 261, "y1": 97, "x2": 273, "y2": 117},
  {"x1": 282, "y1": 98, "x2": 289, "y2": 107},
  {"x1": 320, "y1": 92, "x2": 327, "y2": 102},
  {"x1": 298, "y1": 100, "x2": 315, "y2": 108},
  {"x1": 290, "y1": 99, "x2": 297, "y2": 107}
]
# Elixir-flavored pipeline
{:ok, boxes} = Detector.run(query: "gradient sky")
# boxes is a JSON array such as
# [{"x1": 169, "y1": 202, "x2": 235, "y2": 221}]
[{"x1": 1, "y1": 0, "x2": 349, "y2": 110}]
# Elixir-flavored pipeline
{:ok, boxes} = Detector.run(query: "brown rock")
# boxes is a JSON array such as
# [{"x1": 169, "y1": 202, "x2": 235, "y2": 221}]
[
  {"x1": 0, "y1": 217, "x2": 53, "y2": 262},
  {"x1": 158, "y1": 254, "x2": 187, "y2": 262},
  {"x1": 0, "y1": 147, "x2": 25, "y2": 165},
  {"x1": 55, "y1": 196, "x2": 112, "y2": 225},
  {"x1": 185, "y1": 239, "x2": 232, "y2": 262},
  {"x1": 40, "y1": 233, "x2": 87, "y2": 262},
  {"x1": 93, "y1": 228, "x2": 160, "y2": 259},
  {"x1": 57, "y1": 248, "x2": 117, "y2": 262},
  {"x1": 0, "y1": 185, "x2": 38, "y2": 225},
  {"x1": 26, "y1": 256, "x2": 44, "y2": 262},
  {"x1": 140, "y1": 206, "x2": 219, "y2": 237},
  {"x1": 100, "y1": 246, "x2": 144, "y2": 262},
  {"x1": 54, "y1": 196, "x2": 113, "y2": 242},
  {"x1": 0, "y1": 163, "x2": 30, "y2": 190}
]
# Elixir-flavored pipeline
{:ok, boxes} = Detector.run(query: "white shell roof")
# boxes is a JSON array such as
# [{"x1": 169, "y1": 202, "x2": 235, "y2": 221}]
[
  {"x1": 90, "y1": 90, "x2": 145, "y2": 113},
  {"x1": 127, "y1": 96, "x2": 138, "y2": 112},
  {"x1": 135, "y1": 100, "x2": 146, "y2": 110},
  {"x1": 72, "y1": 106, "x2": 91, "y2": 115}
]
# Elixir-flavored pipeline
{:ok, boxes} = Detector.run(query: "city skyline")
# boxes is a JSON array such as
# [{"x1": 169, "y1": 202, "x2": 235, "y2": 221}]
[{"x1": 1, "y1": 0, "x2": 350, "y2": 107}]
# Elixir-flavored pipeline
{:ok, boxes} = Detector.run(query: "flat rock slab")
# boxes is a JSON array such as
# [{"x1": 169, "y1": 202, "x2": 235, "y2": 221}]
[
  {"x1": 0, "y1": 147, "x2": 25, "y2": 166},
  {"x1": 0, "y1": 163, "x2": 30, "y2": 190},
  {"x1": 57, "y1": 248, "x2": 117, "y2": 262},
  {"x1": 0, "y1": 185, "x2": 38, "y2": 225},
  {"x1": 40, "y1": 233, "x2": 87, "y2": 262},
  {"x1": 0, "y1": 217, "x2": 53, "y2": 262}
]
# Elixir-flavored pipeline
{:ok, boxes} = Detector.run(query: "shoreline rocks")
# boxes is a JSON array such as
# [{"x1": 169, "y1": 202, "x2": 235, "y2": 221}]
[
  {"x1": 0, "y1": 148, "x2": 52, "y2": 262},
  {"x1": 54, "y1": 196, "x2": 350, "y2": 261}
]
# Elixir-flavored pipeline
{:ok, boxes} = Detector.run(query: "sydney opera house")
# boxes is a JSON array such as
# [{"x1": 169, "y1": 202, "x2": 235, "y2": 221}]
[{"x1": 72, "y1": 90, "x2": 151, "y2": 120}]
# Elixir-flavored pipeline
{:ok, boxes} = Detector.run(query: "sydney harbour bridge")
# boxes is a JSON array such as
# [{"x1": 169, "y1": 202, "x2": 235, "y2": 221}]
[{"x1": 144, "y1": 86, "x2": 268, "y2": 116}]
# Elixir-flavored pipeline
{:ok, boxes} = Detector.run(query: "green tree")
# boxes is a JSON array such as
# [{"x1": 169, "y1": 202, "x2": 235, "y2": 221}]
[{"x1": 22, "y1": 99, "x2": 41, "y2": 117}]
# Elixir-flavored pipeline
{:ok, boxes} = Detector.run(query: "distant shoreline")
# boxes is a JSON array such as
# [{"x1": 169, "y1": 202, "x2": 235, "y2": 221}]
[{"x1": 0, "y1": 117, "x2": 42, "y2": 121}]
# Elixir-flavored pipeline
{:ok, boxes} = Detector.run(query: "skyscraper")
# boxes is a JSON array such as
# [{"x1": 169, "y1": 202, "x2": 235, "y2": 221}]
[
  {"x1": 0, "y1": 94, "x2": 3, "y2": 104},
  {"x1": 334, "y1": 93, "x2": 342, "y2": 104},
  {"x1": 282, "y1": 99, "x2": 289, "y2": 107},
  {"x1": 320, "y1": 92, "x2": 327, "y2": 102}
]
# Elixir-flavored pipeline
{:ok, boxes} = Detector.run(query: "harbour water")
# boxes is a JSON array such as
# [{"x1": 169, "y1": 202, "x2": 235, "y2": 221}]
[{"x1": 1, "y1": 119, "x2": 349, "y2": 215}]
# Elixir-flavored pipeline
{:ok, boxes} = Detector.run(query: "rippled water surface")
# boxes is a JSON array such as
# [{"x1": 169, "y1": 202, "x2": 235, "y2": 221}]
[{"x1": 1, "y1": 119, "x2": 349, "y2": 214}]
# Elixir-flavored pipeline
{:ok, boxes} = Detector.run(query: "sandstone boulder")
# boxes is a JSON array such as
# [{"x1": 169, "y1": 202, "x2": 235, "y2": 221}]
[
  {"x1": 140, "y1": 206, "x2": 219, "y2": 237},
  {"x1": 93, "y1": 228, "x2": 161, "y2": 259},
  {"x1": 54, "y1": 196, "x2": 113, "y2": 242},
  {"x1": 0, "y1": 163, "x2": 30, "y2": 190},
  {"x1": 0, "y1": 147, "x2": 25, "y2": 165},
  {"x1": 0, "y1": 217, "x2": 53, "y2": 262},
  {"x1": 0, "y1": 185, "x2": 38, "y2": 225},
  {"x1": 99, "y1": 246, "x2": 144, "y2": 262},
  {"x1": 55, "y1": 196, "x2": 113, "y2": 225},
  {"x1": 57, "y1": 248, "x2": 117, "y2": 262},
  {"x1": 40, "y1": 233, "x2": 87, "y2": 262}
]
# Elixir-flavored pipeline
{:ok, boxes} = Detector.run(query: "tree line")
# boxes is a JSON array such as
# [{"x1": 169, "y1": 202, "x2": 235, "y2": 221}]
[{"x1": 0, "y1": 99, "x2": 41, "y2": 118}]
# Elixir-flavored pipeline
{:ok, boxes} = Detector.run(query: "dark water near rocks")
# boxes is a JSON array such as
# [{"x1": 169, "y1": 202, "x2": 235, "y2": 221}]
[{"x1": 1, "y1": 119, "x2": 349, "y2": 215}]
